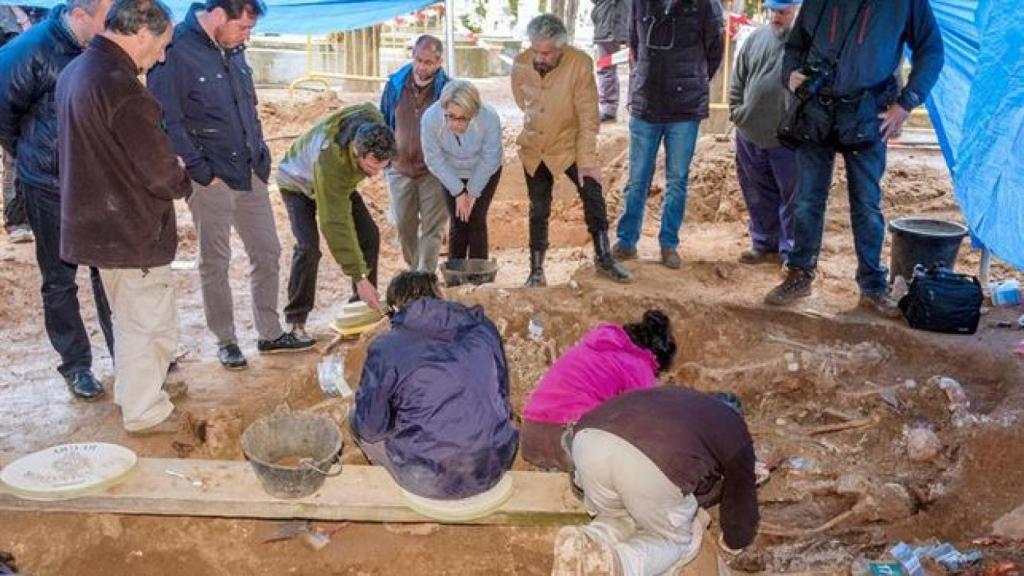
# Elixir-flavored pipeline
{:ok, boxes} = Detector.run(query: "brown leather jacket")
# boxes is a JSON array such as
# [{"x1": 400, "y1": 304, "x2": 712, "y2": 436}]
[{"x1": 511, "y1": 45, "x2": 599, "y2": 177}]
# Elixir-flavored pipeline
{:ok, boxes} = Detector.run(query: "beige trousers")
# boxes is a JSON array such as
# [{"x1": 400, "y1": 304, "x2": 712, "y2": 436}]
[{"x1": 99, "y1": 266, "x2": 177, "y2": 431}]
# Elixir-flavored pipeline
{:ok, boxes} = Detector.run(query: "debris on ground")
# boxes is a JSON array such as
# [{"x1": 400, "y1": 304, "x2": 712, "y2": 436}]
[{"x1": 259, "y1": 521, "x2": 349, "y2": 551}]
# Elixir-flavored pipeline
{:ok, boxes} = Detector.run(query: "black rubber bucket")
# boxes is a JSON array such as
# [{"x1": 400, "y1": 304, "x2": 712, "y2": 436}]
[
  {"x1": 241, "y1": 413, "x2": 343, "y2": 499},
  {"x1": 888, "y1": 217, "x2": 969, "y2": 282},
  {"x1": 442, "y1": 258, "x2": 499, "y2": 287}
]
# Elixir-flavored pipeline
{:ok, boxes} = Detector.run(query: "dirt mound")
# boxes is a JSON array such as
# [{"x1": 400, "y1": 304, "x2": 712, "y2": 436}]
[{"x1": 259, "y1": 90, "x2": 344, "y2": 139}]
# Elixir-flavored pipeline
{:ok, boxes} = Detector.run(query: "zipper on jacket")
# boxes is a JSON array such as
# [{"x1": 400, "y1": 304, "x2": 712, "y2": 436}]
[{"x1": 857, "y1": 4, "x2": 871, "y2": 45}]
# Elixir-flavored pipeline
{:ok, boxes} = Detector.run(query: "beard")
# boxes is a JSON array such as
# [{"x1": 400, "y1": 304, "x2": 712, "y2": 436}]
[
  {"x1": 413, "y1": 70, "x2": 436, "y2": 86},
  {"x1": 772, "y1": 23, "x2": 793, "y2": 38},
  {"x1": 533, "y1": 61, "x2": 555, "y2": 76}
]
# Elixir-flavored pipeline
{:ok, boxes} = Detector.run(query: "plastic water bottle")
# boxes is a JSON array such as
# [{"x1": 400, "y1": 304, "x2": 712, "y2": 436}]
[{"x1": 990, "y1": 279, "x2": 1021, "y2": 306}]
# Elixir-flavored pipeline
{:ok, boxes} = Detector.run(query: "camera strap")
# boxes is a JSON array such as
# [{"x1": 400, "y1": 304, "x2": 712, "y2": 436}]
[{"x1": 804, "y1": 0, "x2": 869, "y2": 67}]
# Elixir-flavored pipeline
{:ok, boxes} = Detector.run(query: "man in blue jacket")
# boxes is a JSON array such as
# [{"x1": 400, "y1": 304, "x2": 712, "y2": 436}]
[
  {"x1": 0, "y1": 0, "x2": 114, "y2": 400},
  {"x1": 379, "y1": 35, "x2": 450, "y2": 274},
  {"x1": 765, "y1": 0, "x2": 944, "y2": 316},
  {"x1": 612, "y1": 0, "x2": 724, "y2": 270},
  {"x1": 149, "y1": 0, "x2": 313, "y2": 371},
  {"x1": 351, "y1": 270, "x2": 518, "y2": 500}
]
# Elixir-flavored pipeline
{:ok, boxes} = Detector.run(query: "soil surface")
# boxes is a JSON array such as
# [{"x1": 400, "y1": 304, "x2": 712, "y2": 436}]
[{"x1": 2, "y1": 78, "x2": 1023, "y2": 575}]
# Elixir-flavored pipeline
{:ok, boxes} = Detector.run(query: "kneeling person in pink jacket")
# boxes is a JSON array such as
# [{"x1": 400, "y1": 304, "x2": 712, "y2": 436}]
[{"x1": 521, "y1": 310, "x2": 676, "y2": 471}]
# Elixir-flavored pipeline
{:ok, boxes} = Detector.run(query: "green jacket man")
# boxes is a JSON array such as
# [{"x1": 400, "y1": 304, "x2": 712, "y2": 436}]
[{"x1": 278, "y1": 103, "x2": 396, "y2": 333}]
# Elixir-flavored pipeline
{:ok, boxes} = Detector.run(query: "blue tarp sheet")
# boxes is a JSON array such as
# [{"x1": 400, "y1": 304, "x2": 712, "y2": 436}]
[
  {"x1": 0, "y1": 0, "x2": 436, "y2": 34},
  {"x1": 927, "y1": 0, "x2": 1024, "y2": 269}
]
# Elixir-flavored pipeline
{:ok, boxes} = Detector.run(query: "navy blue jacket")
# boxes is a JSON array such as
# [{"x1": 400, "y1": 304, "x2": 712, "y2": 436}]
[
  {"x1": 147, "y1": 4, "x2": 270, "y2": 191},
  {"x1": 782, "y1": 0, "x2": 944, "y2": 111},
  {"x1": 628, "y1": 0, "x2": 724, "y2": 123},
  {"x1": 352, "y1": 298, "x2": 519, "y2": 500},
  {"x1": 379, "y1": 62, "x2": 449, "y2": 131},
  {"x1": 0, "y1": 6, "x2": 81, "y2": 194}
]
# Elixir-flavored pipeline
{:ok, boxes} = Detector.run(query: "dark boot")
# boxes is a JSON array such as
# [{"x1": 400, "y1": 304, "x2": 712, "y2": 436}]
[
  {"x1": 593, "y1": 232, "x2": 633, "y2": 283},
  {"x1": 765, "y1": 268, "x2": 815, "y2": 305},
  {"x1": 524, "y1": 250, "x2": 547, "y2": 287}
]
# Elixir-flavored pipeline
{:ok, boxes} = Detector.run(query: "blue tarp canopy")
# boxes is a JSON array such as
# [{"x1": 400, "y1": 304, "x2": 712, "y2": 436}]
[
  {"x1": 0, "y1": 0, "x2": 437, "y2": 34},
  {"x1": 927, "y1": 0, "x2": 1024, "y2": 269}
]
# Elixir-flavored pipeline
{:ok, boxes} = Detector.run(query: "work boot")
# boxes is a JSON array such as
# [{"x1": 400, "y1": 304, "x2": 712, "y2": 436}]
[
  {"x1": 593, "y1": 232, "x2": 632, "y2": 283},
  {"x1": 660, "y1": 248, "x2": 682, "y2": 270},
  {"x1": 551, "y1": 526, "x2": 620, "y2": 576},
  {"x1": 217, "y1": 343, "x2": 248, "y2": 371},
  {"x1": 859, "y1": 291, "x2": 903, "y2": 319},
  {"x1": 739, "y1": 248, "x2": 782, "y2": 265},
  {"x1": 258, "y1": 331, "x2": 316, "y2": 354},
  {"x1": 524, "y1": 250, "x2": 547, "y2": 288},
  {"x1": 765, "y1": 268, "x2": 815, "y2": 305},
  {"x1": 64, "y1": 370, "x2": 105, "y2": 401},
  {"x1": 611, "y1": 242, "x2": 637, "y2": 261}
]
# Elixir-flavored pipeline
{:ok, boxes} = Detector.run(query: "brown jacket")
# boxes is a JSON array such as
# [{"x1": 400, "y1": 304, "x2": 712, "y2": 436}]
[
  {"x1": 511, "y1": 46, "x2": 599, "y2": 176},
  {"x1": 577, "y1": 386, "x2": 760, "y2": 550},
  {"x1": 57, "y1": 36, "x2": 190, "y2": 269}
]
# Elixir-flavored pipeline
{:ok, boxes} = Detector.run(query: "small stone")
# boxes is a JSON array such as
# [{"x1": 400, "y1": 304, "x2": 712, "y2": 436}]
[
  {"x1": 993, "y1": 504, "x2": 1024, "y2": 540},
  {"x1": 775, "y1": 417, "x2": 788, "y2": 426},
  {"x1": 904, "y1": 379, "x2": 917, "y2": 389},
  {"x1": 906, "y1": 427, "x2": 943, "y2": 462}
]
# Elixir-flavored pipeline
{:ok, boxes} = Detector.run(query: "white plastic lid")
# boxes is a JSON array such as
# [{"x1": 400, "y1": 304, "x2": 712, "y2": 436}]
[{"x1": 1, "y1": 443, "x2": 138, "y2": 501}]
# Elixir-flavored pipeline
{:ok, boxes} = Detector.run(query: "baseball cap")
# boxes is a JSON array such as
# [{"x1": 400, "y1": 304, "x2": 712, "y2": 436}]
[{"x1": 764, "y1": 0, "x2": 802, "y2": 9}]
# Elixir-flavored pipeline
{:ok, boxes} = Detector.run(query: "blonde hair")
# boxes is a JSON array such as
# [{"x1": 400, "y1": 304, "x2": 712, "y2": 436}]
[{"x1": 439, "y1": 79, "x2": 482, "y2": 121}]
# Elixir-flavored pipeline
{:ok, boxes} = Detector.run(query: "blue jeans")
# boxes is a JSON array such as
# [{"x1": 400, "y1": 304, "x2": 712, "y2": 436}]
[
  {"x1": 789, "y1": 140, "x2": 889, "y2": 294},
  {"x1": 615, "y1": 117, "x2": 700, "y2": 251}
]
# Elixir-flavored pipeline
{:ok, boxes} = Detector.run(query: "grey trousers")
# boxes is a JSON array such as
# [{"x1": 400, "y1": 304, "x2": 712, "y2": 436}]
[
  {"x1": 596, "y1": 41, "x2": 624, "y2": 118},
  {"x1": 188, "y1": 175, "x2": 284, "y2": 346},
  {"x1": 387, "y1": 170, "x2": 448, "y2": 272}
]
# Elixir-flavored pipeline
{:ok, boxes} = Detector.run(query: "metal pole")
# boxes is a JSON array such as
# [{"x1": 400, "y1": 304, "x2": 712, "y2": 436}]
[{"x1": 444, "y1": 0, "x2": 456, "y2": 73}]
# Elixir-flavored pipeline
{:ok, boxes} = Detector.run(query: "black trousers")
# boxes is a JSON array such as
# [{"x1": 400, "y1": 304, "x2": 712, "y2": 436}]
[
  {"x1": 282, "y1": 190, "x2": 379, "y2": 325},
  {"x1": 22, "y1": 183, "x2": 114, "y2": 377},
  {"x1": 525, "y1": 162, "x2": 608, "y2": 252},
  {"x1": 443, "y1": 168, "x2": 501, "y2": 260}
]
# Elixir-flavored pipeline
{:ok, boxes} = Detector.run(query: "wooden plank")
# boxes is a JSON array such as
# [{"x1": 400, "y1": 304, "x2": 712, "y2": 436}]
[{"x1": 0, "y1": 458, "x2": 587, "y2": 525}]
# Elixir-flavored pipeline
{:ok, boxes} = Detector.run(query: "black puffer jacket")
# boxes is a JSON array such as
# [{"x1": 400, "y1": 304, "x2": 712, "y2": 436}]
[
  {"x1": 0, "y1": 6, "x2": 81, "y2": 194},
  {"x1": 628, "y1": 0, "x2": 724, "y2": 123},
  {"x1": 592, "y1": 0, "x2": 631, "y2": 44}
]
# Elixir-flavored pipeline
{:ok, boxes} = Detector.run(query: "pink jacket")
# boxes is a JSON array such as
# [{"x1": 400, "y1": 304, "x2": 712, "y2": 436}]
[{"x1": 523, "y1": 324, "x2": 659, "y2": 424}]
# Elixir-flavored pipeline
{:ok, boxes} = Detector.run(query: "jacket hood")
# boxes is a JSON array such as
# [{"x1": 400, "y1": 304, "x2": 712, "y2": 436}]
[
  {"x1": 586, "y1": 324, "x2": 659, "y2": 371},
  {"x1": 390, "y1": 298, "x2": 484, "y2": 341}
]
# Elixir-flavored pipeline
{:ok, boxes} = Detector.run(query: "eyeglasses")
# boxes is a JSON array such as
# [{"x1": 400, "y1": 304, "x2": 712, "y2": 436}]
[{"x1": 445, "y1": 113, "x2": 470, "y2": 124}]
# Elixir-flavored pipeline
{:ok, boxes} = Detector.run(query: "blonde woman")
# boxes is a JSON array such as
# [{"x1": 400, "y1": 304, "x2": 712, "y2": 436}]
[{"x1": 420, "y1": 79, "x2": 502, "y2": 259}]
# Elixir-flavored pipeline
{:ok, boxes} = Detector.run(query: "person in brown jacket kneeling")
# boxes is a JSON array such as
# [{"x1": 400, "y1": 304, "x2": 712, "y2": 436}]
[{"x1": 56, "y1": 0, "x2": 191, "y2": 435}]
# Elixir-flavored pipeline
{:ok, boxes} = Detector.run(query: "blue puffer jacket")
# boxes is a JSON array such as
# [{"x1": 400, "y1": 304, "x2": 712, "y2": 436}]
[
  {"x1": 0, "y1": 6, "x2": 81, "y2": 194},
  {"x1": 352, "y1": 298, "x2": 519, "y2": 500},
  {"x1": 147, "y1": 3, "x2": 270, "y2": 191},
  {"x1": 379, "y1": 62, "x2": 449, "y2": 131}
]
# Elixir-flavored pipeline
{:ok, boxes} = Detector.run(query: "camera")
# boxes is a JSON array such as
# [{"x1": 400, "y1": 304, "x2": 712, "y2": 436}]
[{"x1": 795, "y1": 58, "x2": 835, "y2": 101}]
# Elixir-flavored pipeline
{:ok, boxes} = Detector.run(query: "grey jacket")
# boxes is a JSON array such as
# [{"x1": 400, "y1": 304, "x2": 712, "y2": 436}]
[
  {"x1": 592, "y1": 0, "x2": 630, "y2": 44},
  {"x1": 420, "y1": 100, "x2": 503, "y2": 198},
  {"x1": 729, "y1": 25, "x2": 789, "y2": 149}
]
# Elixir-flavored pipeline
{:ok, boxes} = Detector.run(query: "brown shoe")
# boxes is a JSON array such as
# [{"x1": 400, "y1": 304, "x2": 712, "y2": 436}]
[
  {"x1": 163, "y1": 378, "x2": 188, "y2": 401},
  {"x1": 660, "y1": 249, "x2": 682, "y2": 270},
  {"x1": 611, "y1": 242, "x2": 637, "y2": 261},
  {"x1": 859, "y1": 292, "x2": 902, "y2": 319},
  {"x1": 739, "y1": 249, "x2": 782, "y2": 265},
  {"x1": 765, "y1": 268, "x2": 814, "y2": 305}
]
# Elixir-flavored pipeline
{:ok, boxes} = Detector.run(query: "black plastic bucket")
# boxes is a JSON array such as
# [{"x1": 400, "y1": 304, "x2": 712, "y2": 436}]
[
  {"x1": 888, "y1": 217, "x2": 969, "y2": 282},
  {"x1": 442, "y1": 258, "x2": 499, "y2": 287},
  {"x1": 241, "y1": 413, "x2": 343, "y2": 499}
]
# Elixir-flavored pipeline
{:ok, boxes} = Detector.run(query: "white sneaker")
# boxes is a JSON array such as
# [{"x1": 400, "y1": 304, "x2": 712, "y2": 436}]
[{"x1": 7, "y1": 227, "x2": 33, "y2": 244}]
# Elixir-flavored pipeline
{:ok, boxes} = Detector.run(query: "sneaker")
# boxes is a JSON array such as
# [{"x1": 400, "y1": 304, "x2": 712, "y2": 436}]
[
  {"x1": 739, "y1": 248, "x2": 782, "y2": 265},
  {"x1": 127, "y1": 408, "x2": 181, "y2": 436},
  {"x1": 217, "y1": 343, "x2": 248, "y2": 370},
  {"x1": 64, "y1": 370, "x2": 105, "y2": 401},
  {"x1": 551, "y1": 526, "x2": 619, "y2": 576},
  {"x1": 7, "y1": 227, "x2": 33, "y2": 244},
  {"x1": 611, "y1": 242, "x2": 637, "y2": 261},
  {"x1": 859, "y1": 291, "x2": 902, "y2": 319},
  {"x1": 660, "y1": 249, "x2": 682, "y2": 270},
  {"x1": 258, "y1": 331, "x2": 316, "y2": 354},
  {"x1": 290, "y1": 323, "x2": 311, "y2": 340},
  {"x1": 765, "y1": 268, "x2": 815, "y2": 305}
]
